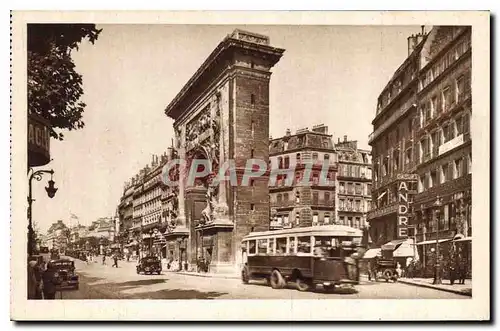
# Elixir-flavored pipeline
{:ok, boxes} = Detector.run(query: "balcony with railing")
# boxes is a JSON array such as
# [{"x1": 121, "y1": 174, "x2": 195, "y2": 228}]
[
  {"x1": 367, "y1": 201, "x2": 398, "y2": 220},
  {"x1": 270, "y1": 200, "x2": 295, "y2": 209},
  {"x1": 413, "y1": 174, "x2": 471, "y2": 205}
]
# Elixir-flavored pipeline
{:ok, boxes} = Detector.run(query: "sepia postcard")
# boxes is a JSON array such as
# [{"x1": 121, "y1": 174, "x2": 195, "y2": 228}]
[{"x1": 10, "y1": 10, "x2": 490, "y2": 321}]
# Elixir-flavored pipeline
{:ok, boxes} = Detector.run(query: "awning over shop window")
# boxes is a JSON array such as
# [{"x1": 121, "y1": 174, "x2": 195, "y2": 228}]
[
  {"x1": 381, "y1": 239, "x2": 407, "y2": 251},
  {"x1": 393, "y1": 239, "x2": 417, "y2": 258},
  {"x1": 416, "y1": 238, "x2": 453, "y2": 246},
  {"x1": 362, "y1": 248, "x2": 381, "y2": 259},
  {"x1": 453, "y1": 236, "x2": 472, "y2": 242}
]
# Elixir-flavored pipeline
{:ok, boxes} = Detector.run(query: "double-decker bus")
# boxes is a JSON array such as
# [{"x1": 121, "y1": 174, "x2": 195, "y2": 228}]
[{"x1": 240, "y1": 225, "x2": 363, "y2": 292}]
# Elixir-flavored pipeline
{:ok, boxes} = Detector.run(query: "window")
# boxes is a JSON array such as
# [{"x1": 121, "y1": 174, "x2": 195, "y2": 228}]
[
  {"x1": 339, "y1": 216, "x2": 345, "y2": 225},
  {"x1": 312, "y1": 191, "x2": 319, "y2": 204},
  {"x1": 454, "y1": 158, "x2": 464, "y2": 179},
  {"x1": 284, "y1": 214, "x2": 289, "y2": 225},
  {"x1": 276, "y1": 237, "x2": 287, "y2": 255},
  {"x1": 355, "y1": 200, "x2": 361, "y2": 212},
  {"x1": 348, "y1": 182, "x2": 354, "y2": 194},
  {"x1": 405, "y1": 148, "x2": 413, "y2": 165},
  {"x1": 355, "y1": 183, "x2": 362, "y2": 195},
  {"x1": 250, "y1": 148, "x2": 254, "y2": 158},
  {"x1": 442, "y1": 87, "x2": 452, "y2": 112},
  {"x1": 432, "y1": 130, "x2": 441, "y2": 151},
  {"x1": 250, "y1": 94, "x2": 255, "y2": 105},
  {"x1": 297, "y1": 236, "x2": 311, "y2": 254},
  {"x1": 248, "y1": 240, "x2": 256, "y2": 254},
  {"x1": 267, "y1": 238, "x2": 275, "y2": 254},
  {"x1": 339, "y1": 199, "x2": 345, "y2": 210},
  {"x1": 295, "y1": 172, "x2": 301, "y2": 184},
  {"x1": 296, "y1": 153, "x2": 301, "y2": 164},
  {"x1": 295, "y1": 191, "x2": 300, "y2": 203},
  {"x1": 288, "y1": 237, "x2": 296, "y2": 254},
  {"x1": 312, "y1": 213, "x2": 319, "y2": 225},
  {"x1": 324, "y1": 213, "x2": 330, "y2": 224},
  {"x1": 339, "y1": 182, "x2": 345, "y2": 194},
  {"x1": 367, "y1": 183, "x2": 372, "y2": 195},
  {"x1": 324, "y1": 154, "x2": 330, "y2": 161},
  {"x1": 257, "y1": 239, "x2": 267, "y2": 254},
  {"x1": 441, "y1": 164, "x2": 448, "y2": 184},
  {"x1": 430, "y1": 169, "x2": 438, "y2": 188},
  {"x1": 324, "y1": 192, "x2": 330, "y2": 201},
  {"x1": 295, "y1": 212, "x2": 300, "y2": 225},
  {"x1": 283, "y1": 193, "x2": 289, "y2": 202},
  {"x1": 347, "y1": 199, "x2": 353, "y2": 210},
  {"x1": 284, "y1": 156, "x2": 290, "y2": 168},
  {"x1": 312, "y1": 153, "x2": 318, "y2": 161},
  {"x1": 251, "y1": 120, "x2": 255, "y2": 136},
  {"x1": 463, "y1": 113, "x2": 470, "y2": 133},
  {"x1": 347, "y1": 217, "x2": 353, "y2": 227},
  {"x1": 455, "y1": 116, "x2": 464, "y2": 135},
  {"x1": 431, "y1": 96, "x2": 438, "y2": 117},
  {"x1": 456, "y1": 75, "x2": 465, "y2": 101},
  {"x1": 278, "y1": 157, "x2": 283, "y2": 169},
  {"x1": 250, "y1": 203, "x2": 255, "y2": 211},
  {"x1": 250, "y1": 61, "x2": 255, "y2": 69},
  {"x1": 277, "y1": 194, "x2": 282, "y2": 203},
  {"x1": 355, "y1": 217, "x2": 361, "y2": 228}
]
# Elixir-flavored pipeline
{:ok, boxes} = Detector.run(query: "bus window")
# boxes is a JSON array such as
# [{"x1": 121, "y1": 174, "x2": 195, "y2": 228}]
[
  {"x1": 297, "y1": 236, "x2": 311, "y2": 255},
  {"x1": 267, "y1": 238, "x2": 275, "y2": 255},
  {"x1": 314, "y1": 236, "x2": 334, "y2": 257},
  {"x1": 257, "y1": 239, "x2": 267, "y2": 255},
  {"x1": 248, "y1": 240, "x2": 256, "y2": 255},
  {"x1": 276, "y1": 237, "x2": 287, "y2": 255},
  {"x1": 288, "y1": 237, "x2": 296, "y2": 254}
]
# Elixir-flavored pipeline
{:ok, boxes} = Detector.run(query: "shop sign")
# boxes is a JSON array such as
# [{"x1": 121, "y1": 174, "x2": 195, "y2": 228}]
[
  {"x1": 397, "y1": 181, "x2": 410, "y2": 238},
  {"x1": 28, "y1": 113, "x2": 51, "y2": 167}
]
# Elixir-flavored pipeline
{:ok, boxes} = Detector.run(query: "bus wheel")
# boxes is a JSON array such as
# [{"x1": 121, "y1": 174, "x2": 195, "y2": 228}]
[
  {"x1": 270, "y1": 270, "x2": 286, "y2": 289},
  {"x1": 296, "y1": 278, "x2": 312, "y2": 292},
  {"x1": 241, "y1": 266, "x2": 249, "y2": 284}
]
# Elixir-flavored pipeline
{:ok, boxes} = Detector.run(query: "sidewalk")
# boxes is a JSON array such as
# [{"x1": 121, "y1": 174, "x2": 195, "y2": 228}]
[{"x1": 398, "y1": 277, "x2": 472, "y2": 296}]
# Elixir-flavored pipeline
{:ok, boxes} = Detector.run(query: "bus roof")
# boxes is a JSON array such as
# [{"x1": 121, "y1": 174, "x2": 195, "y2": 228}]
[{"x1": 242, "y1": 225, "x2": 363, "y2": 241}]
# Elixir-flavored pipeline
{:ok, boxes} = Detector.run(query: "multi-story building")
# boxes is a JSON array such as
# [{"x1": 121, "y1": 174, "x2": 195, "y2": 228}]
[
  {"x1": 335, "y1": 136, "x2": 372, "y2": 230},
  {"x1": 368, "y1": 26, "x2": 472, "y2": 276},
  {"x1": 412, "y1": 26, "x2": 472, "y2": 274},
  {"x1": 368, "y1": 29, "x2": 426, "y2": 247},
  {"x1": 268, "y1": 124, "x2": 338, "y2": 229}
]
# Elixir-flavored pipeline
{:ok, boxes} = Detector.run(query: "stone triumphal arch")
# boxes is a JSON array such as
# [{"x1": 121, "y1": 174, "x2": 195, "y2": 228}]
[{"x1": 164, "y1": 30, "x2": 284, "y2": 273}]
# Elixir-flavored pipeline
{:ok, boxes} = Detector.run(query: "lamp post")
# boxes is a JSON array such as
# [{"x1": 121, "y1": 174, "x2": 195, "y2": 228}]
[
  {"x1": 433, "y1": 196, "x2": 443, "y2": 285},
  {"x1": 27, "y1": 168, "x2": 57, "y2": 256}
]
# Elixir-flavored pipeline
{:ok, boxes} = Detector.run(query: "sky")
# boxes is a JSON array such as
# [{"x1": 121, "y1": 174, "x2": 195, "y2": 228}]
[{"x1": 33, "y1": 24, "x2": 424, "y2": 233}]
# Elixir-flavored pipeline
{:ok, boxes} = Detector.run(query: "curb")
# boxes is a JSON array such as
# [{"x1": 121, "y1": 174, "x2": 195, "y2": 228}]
[{"x1": 398, "y1": 279, "x2": 472, "y2": 297}]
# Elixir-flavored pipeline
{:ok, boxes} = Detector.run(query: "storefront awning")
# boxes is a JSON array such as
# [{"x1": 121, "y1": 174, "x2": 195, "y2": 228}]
[
  {"x1": 362, "y1": 248, "x2": 381, "y2": 259},
  {"x1": 393, "y1": 239, "x2": 417, "y2": 258},
  {"x1": 381, "y1": 239, "x2": 407, "y2": 250},
  {"x1": 416, "y1": 238, "x2": 453, "y2": 246},
  {"x1": 453, "y1": 236, "x2": 472, "y2": 242}
]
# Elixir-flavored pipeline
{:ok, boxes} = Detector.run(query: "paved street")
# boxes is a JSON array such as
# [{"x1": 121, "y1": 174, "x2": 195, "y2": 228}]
[{"x1": 60, "y1": 258, "x2": 468, "y2": 300}]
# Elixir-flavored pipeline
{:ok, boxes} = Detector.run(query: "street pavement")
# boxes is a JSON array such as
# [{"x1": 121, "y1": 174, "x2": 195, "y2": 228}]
[{"x1": 60, "y1": 257, "x2": 469, "y2": 300}]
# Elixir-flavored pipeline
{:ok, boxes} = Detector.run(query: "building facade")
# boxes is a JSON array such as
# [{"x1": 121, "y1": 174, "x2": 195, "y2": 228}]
[
  {"x1": 268, "y1": 125, "x2": 338, "y2": 229},
  {"x1": 412, "y1": 26, "x2": 472, "y2": 274},
  {"x1": 368, "y1": 26, "x2": 472, "y2": 276},
  {"x1": 164, "y1": 29, "x2": 284, "y2": 273},
  {"x1": 368, "y1": 29, "x2": 426, "y2": 247},
  {"x1": 335, "y1": 136, "x2": 372, "y2": 230}
]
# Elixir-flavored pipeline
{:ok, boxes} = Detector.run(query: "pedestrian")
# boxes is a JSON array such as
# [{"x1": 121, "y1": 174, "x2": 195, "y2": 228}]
[
  {"x1": 33, "y1": 260, "x2": 44, "y2": 299},
  {"x1": 457, "y1": 252, "x2": 467, "y2": 285},
  {"x1": 112, "y1": 253, "x2": 119, "y2": 268},
  {"x1": 102, "y1": 252, "x2": 106, "y2": 265},
  {"x1": 42, "y1": 262, "x2": 60, "y2": 300}
]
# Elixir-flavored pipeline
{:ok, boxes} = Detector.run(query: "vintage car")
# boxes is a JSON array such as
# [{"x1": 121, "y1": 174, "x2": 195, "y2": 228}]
[
  {"x1": 136, "y1": 256, "x2": 162, "y2": 275},
  {"x1": 48, "y1": 258, "x2": 79, "y2": 290}
]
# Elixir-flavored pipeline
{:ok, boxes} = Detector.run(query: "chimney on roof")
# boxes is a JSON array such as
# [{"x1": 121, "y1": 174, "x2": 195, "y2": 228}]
[
  {"x1": 344, "y1": 135, "x2": 348, "y2": 142},
  {"x1": 285, "y1": 129, "x2": 291, "y2": 137},
  {"x1": 338, "y1": 138, "x2": 340, "y2": 143}
]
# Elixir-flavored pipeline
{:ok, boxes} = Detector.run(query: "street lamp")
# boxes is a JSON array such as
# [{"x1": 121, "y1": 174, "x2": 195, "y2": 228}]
[
  {"x1": 433, "y1": 196, "x2": 443, "y2": 285},
  {"x1": 27, "y1": 168, "x2": 57, "y2": 256}
]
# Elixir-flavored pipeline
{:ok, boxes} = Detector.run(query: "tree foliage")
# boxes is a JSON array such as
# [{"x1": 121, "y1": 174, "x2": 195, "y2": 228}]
[{"x1": 27, "y1": 24, "x2": 102, "y2": 140}]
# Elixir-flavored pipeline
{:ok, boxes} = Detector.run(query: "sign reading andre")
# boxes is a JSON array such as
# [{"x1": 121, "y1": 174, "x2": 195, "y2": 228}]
[{"x1": 28, "y1": 113, "x2": 51, "y2": 167}]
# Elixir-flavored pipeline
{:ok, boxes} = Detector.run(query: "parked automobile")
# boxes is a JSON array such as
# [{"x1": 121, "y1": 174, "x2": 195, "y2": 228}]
[
  {"x1": 48, "y1": 258, "x2": 79, "y2": 290},
  {"x1": 136, "y1": 256, "x2": 162, "y2": 275}
]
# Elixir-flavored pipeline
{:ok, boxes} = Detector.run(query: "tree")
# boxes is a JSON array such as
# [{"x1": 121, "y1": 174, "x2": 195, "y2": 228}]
[{"x1": 28, "y1": 24, "x2": 102, "y2": 140}]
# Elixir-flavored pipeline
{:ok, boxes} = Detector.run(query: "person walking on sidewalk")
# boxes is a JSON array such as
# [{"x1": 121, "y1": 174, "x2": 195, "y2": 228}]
[
  {"x1": 112, "y1": 253, "x2": 119, "y2": 268},
  {"x1": 102, "y1": 252, "x2": 106, "y2": 265}
]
